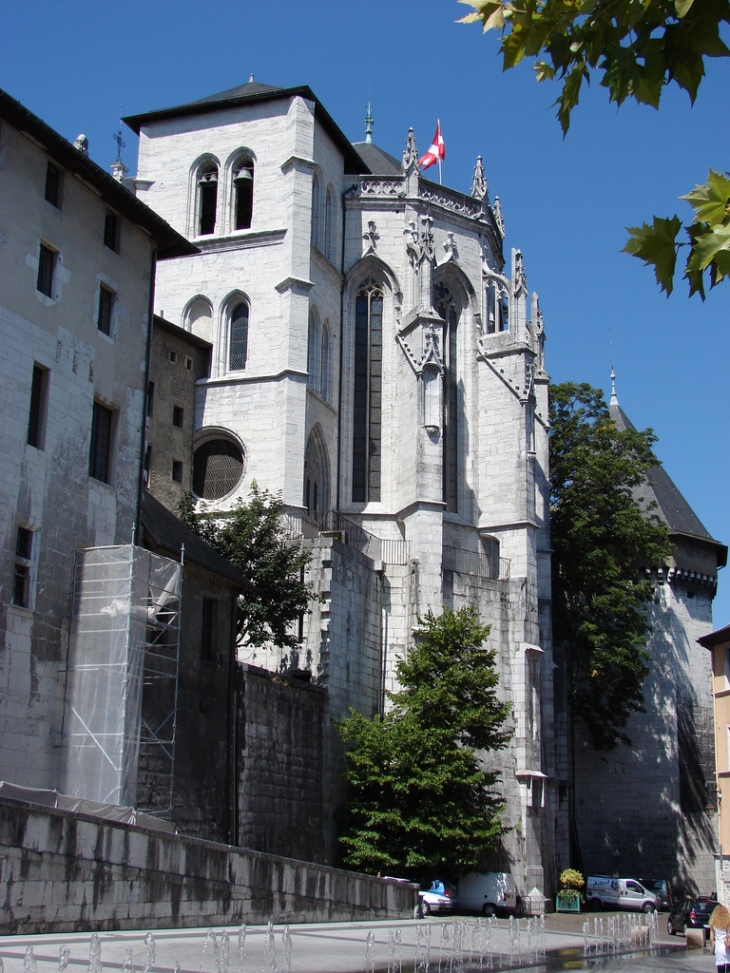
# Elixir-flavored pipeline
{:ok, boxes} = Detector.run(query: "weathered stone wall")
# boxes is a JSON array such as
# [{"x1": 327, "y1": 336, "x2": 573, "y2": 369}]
[
  {"x1": 0, "y1": 798, "x2": 416, "y2": 934},
  {"x1": 236, "y1": 665, "x2": 328, "y2": 864},
  {"x1": 572, "y1": 579, "x2": 718, "y2": 895}
]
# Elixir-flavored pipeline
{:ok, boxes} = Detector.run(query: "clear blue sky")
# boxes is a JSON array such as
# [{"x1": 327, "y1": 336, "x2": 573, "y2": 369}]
[{"x1": 3, "y1": 0, "x2": 728, "y2": 626}]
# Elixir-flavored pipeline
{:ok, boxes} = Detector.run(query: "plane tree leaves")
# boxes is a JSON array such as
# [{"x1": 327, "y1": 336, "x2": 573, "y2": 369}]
[{"x1": 459, "y1": 0, "x2": 730, "y2": 297}]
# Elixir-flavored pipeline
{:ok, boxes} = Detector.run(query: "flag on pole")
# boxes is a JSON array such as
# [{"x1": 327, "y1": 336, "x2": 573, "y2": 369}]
[{"x1": 418, "y1": 121, "x2": 445, "y2": 171}]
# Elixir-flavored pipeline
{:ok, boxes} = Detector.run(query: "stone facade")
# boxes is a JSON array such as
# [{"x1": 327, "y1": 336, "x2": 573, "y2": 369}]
[
  {"x1": 146, "y1": 315, "x2": 211, "y2": 513},
  {"x1": 125, "y1": 80, "x2": 555, "y2": 894},
  {"x1": 0, "y1": 89, "x2": 192, "y2": 795}
]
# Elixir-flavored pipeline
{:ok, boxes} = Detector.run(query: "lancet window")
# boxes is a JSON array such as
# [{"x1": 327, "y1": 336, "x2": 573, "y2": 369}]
[
  {"x1": 352, "y1": 280, "x2": 383, "y2": 503},
  {"x1": 486, "y1": 278, "x2": 509, "y2": 334},
  {"x1": 229, "y1": 302, "x2": 249, "y2": 371},
  {"x1": 232, "y1": 154, "x2": 254, "y2": 230},
  {"x1": 435, "y1": 280, "x2": 459, "y2": 513},
  {"x1": 197, "y1": 163, "x2": 218, "y2": 236}
]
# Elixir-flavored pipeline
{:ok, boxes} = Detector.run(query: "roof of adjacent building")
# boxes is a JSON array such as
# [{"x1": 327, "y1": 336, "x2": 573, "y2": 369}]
[
  {"x1": 123, "y1": 79, "x2": 369, "y2": 176},
  {"x1": 153, "y1": 314, "x2": 212, "y2": 351},
  {"x1": 0, "y1": 87, "x2": 196, "y2": 260},
  {"x1": 609, "y1": 397, "x2": 727, "y2": 565},
  {"x1": 351, "y1": 141, "x2": 402, "y2": 176},
  {"x1": 140, "y1": 490, "x2": 255, "y2": 591},
  {"x1": 698, "y1": 623, "x2": 730, "y2": 649}
]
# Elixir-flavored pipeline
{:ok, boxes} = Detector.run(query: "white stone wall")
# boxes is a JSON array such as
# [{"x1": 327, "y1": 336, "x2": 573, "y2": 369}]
[{"x1": 0, "y1": 119, "x2": 153, "y2": 789}]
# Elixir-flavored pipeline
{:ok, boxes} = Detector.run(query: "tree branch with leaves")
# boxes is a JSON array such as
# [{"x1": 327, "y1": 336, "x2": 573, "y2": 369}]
[{"x1": 459, "y1": 0, "x2": 730, "y2": 298}]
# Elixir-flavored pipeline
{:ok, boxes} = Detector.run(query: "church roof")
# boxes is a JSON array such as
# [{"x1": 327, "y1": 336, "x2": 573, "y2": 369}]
[
  {"x1": 351, "y1": 141, "x2": 402, "y2": 176},
  {"x1": 123, "y1": 80, "x2": 369, "y2": 175},
  {"x1": 609, "y1": 398, "x2": 726, "y2": 563}
]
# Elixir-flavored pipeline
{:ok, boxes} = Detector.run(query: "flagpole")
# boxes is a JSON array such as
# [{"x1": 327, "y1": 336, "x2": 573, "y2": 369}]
[{"x1": 437, "y1": 118, "x2": 442, "y2": 186}]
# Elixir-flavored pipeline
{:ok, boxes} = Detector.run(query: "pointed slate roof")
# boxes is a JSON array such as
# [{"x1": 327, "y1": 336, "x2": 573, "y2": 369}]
[
  {"x1": 351, "y1": 141, "x2": 401, "y2": 176},
  {"x1": 608, "y1": 394, "x2": 726, "y2": 565},
  {"x1": 123, "y1": 79, "x2": 369, "y2": 175}
]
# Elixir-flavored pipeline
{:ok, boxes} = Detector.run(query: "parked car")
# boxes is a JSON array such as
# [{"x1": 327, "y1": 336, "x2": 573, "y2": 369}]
[
  {"x1": 638, "y1": 878, "x2": 672, "y2": 911},
  {"x1": 419, "y1": 880, "x2": 458, "y2": 916},
  {"x1": 667, "y1": 898, "x2": 715, "y2": 936}
]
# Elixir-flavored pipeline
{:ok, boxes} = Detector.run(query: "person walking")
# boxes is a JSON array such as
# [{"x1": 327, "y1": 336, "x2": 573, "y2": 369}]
[{"x1": 709, "y1": 904, "x2": 730, "y2": 973}]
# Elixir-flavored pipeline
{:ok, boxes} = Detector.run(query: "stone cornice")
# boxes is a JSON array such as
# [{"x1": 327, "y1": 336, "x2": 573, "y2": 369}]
[
  {"x1": 191, "y1": 229, "x2": 287, "y2": 253},
  {"x1": 276, "y1": 276, "x2": 314, "y2": 294}
]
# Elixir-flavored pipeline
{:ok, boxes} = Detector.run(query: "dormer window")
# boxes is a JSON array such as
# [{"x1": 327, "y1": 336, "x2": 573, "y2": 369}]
[
  {"x1": 198, "y1": 165, "x2": 218, "y2": 235},
  {"x1": 233, "y1": 157, "x2": 254, "y2": 230}
]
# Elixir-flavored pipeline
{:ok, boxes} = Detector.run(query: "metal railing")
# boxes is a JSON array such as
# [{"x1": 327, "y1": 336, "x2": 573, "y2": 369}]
[
  {"x1": 443, "y1": 545, "x2": 510, "y2": 581},
  {"x1": 284, "y1": 509, "x2": 410, "y2": 566}
]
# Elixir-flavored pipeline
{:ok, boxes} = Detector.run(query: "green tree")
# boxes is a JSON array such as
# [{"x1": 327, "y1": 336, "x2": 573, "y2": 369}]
[
  {"x1": 179, "y1": 484, "x2": 313, "y2": 651},
  {"x1": 459, "y1": 0, "x2": 730, "y2": 297},
  {"x1": 549, "y1": 382, "x2": 670, "y2": 750},
  {"x1": 338, "y1": 606, "x2": 511, "y2": 880}
]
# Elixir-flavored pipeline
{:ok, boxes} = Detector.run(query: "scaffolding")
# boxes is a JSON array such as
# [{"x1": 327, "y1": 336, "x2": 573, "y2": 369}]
[{"x1": 59, "y1": 545, "x2": 181, "y2": 816}]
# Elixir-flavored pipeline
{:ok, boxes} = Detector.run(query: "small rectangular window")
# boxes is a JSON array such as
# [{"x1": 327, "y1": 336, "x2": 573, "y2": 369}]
[
  {"x1": 27, "y1": 364, "x2": 48, "y2": 449},
  {"x1": 147, "y1": 381, "x2": 155, "y2": 418},
  {"x1": 89, "y1": 401, "x2": 113, "y2": 483},
  {"x1": 201, "y1": 597, "x2": 217, "y2": 662},
  {"x1": 13, "y1": 527, "x2": 35, "y2": 608},
  {"x1": 104, "y1": 212, "x2": 119, "y2": 252},
  {"x1": 185, "y1": 357, "x2": 193, "y2": 371},
  {"x1": 97, "y1": 285, "x2": 115, "y2": 336},
  {"x1": 37, "y1": 245, "x2": 55, "y2": 297},
  {"x1": 172, "y1": 460, "x2": 183, "y2": 483},
  {"x1": 45, "y1": 162, "x2": 61, "y2": 208},
  {"x1": 169, "y1": 350, "x2": 177, "y2": 364},
  {"x1": 172, "y1": 405, "x2": 184, "y2": 428}
]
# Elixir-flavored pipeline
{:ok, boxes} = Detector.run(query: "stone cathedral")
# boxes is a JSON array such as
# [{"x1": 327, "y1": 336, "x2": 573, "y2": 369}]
[{"x1": 124, "y1": 77, "x2": 556, "y2": 894}]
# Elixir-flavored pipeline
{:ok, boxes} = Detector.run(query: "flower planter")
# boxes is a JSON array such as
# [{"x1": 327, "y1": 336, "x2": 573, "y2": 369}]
[{"x1": 556, "y1": 891, "x2": 581, "y2": 912}]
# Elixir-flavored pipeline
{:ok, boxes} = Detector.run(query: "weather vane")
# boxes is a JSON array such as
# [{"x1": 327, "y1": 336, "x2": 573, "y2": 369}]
[{"x1": 113, "y1": 127, "x2": 126, "y2": 164}]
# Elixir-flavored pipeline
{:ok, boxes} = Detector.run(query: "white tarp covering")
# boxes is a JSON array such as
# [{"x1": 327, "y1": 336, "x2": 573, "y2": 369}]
[{"x1": 59, "y1": 545, "x2": 181, "y2": 808}]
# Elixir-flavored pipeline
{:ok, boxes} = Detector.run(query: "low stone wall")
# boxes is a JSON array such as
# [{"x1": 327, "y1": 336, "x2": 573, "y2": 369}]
[{"x1": 0, "y1": 799, "x2": 416, "y2": 934}]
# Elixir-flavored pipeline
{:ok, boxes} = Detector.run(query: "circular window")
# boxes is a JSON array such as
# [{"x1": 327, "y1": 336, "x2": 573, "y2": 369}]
[{"x1": 193, "y1": 438, "x2": 244, "y2": 500}]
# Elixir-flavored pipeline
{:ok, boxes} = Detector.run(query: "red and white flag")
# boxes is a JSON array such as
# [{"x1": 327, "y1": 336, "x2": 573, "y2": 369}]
[{"x1": 419, "y1": 121, "x2": 445, "y2": 171}]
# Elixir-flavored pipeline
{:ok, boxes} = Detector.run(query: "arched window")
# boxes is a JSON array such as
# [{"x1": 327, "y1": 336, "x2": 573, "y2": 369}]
[
  {"x1": 320, "y1": 320, "x2": 331, "y2": 402},
  {"x1": 185, "y1": 298, "x2": 213, "y2": 344},
  {"x1": 486, "y1": 279, "x2": 509, "y2": 334},
  {"x1": 197, "y1": 164, "x2": 218, "y2": 236},
  {"x1": 232, "y1": 155, "x2": 254, "y2": 230},
  {"x1": 325, "y1": 187, "x2": 336, "y2": 263},
  {"x1": 435, "y1": 280, "x2": 460, "y2": 513},
  {"x1": 311, "y1": 172, "x2": 324, "y2": 251},
  {"x1": 303, "y1": 426, "x2": 330, "y2": 521},
  {"x1": 307, "y1": 309, "x2": 320, "y2": 390},
  {"x1": 352, "y1": 280, "x2": 383, "y2": 503},
  {"x1": 229, "y1": 302, "x2": 249, "y2": 371}
]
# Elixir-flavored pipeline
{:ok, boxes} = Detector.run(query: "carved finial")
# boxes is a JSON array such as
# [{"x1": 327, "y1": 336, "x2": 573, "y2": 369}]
[
  {"x1": 513, "y1": 249, "x2": 527, "y2": 297},
  {"x1": 420, "y1": 214, "x2": 434, "y2": 262},
  {"x1": 443, "y1": 232, "x2": 459, "y2": 263},
  {"x1": 493, "y1": 196, "x2": 505, "y2": 237},
  {"x1": 365, "y1": 100, "x2": 374, "y2": 145},
  {"x1": 471, "y1": 155, "x2": 488, "y2": 201},
  {"x1": 401, "y1": 127, "x2": 418, "y2": 174},
  {"x1": 74, "y1": 134, "x2": 89, "y2": 156},
  {"x1": 363, "y1": 220, "x2": 379, "y2": 254},
  {"x1": 249, "y1": 73, "x2": 255, "y2": 83}
]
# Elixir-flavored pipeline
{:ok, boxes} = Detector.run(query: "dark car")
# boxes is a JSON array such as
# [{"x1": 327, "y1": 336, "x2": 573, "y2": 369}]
[
  {"x1": 667, "y1": 898, "x2": 715, "y2": 936},
  {"x1": 639, "y1": 878, "x2": 672, "y2": 911}
]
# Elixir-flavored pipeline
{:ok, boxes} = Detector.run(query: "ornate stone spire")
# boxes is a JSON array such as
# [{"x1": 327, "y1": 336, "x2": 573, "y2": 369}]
[
  {"x1": 471, "y1": 155, "x2": 488, "y2": 201},
  {"x1": 364, "y1": 99, "x2": 374, "y2": 144},
  {"x1": 401, "y1": 127, "x2": 418, "y2": 175}
]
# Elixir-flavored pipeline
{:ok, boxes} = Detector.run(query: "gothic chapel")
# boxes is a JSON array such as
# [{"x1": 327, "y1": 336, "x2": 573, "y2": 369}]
[{"x1": 124, "y1": 79, "x2": 556, "y2": 890}]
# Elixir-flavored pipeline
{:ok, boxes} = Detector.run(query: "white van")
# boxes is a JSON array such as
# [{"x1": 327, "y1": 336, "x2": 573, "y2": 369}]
[
  {"x1": 585, "y1": 875, "x2": 660, "y2": 913},
  {"x1": 458, "y1": 872, "x2": 522, "y2": 916}
]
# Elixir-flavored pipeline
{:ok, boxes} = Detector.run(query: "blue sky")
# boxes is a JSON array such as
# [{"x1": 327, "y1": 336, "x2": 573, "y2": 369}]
[{"x1": 3, "y1": 0, "x2": 728, "y2": 626}]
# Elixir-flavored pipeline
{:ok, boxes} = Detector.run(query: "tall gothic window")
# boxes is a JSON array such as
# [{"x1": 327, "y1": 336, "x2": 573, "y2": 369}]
[
  {"x1": 311, "y1": 172, "x2": 324, "y2": 250},
  {"x1": 352, "y1": 280, "x2": 383, "y2": 503},
  {"x1": 325, "y1": 187, "x2": 336, "y2": 263},
  {"x1": 320, "y1": 321, "x2": 331, "y2": 402},
  {"x1": 229, "y1": 302, "x2": 249, "y2": 371},
  {"x1": 435, "y1": 281, "x2": 459, "y2": 513}
]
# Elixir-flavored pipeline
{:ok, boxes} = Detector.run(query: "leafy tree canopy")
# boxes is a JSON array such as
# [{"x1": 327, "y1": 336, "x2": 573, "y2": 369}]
[
  {"x1": 550, "y1": 382, "x2": 670, "y2": 750},
  {"x1": 338, "y1": 606, "x2": 511, "y2": 881},
  {"x1": 459, "y1": 0, "x2": 730, "y2": 298},
  {"x1": 179, "y1": 483, "x2": 313, "y2": 651}
]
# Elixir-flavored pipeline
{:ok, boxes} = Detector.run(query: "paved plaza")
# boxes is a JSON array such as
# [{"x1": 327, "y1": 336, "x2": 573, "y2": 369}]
[{"x1": 0, "y1": 912, "x2": 713, "y2": 973}]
